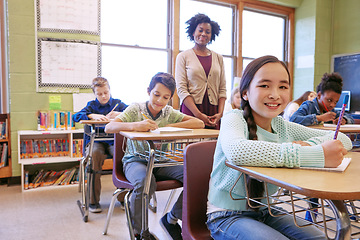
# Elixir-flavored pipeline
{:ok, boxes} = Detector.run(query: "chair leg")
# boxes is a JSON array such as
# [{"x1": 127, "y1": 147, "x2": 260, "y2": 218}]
[
  {"x1": 124, "y1": 190, "x2": 135, "y2": 240},
  {"x1": 162, "y1": 189, "x2": 177, "y2": 217},
  {"x1": 149, "y1": 193, "x2": 157, "y2": 213},
  {"x1": 103, "y1": 188, "x2": 127, "y2": 235}
]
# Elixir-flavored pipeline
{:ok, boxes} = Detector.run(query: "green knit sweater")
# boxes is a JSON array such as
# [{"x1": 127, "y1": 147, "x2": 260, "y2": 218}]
[{"x1": 208, "y1": 109, "x2": 352, "y2": 211}]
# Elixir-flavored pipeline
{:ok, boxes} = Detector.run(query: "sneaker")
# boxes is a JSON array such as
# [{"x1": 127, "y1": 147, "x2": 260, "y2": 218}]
[
  {"x1": 134, "y1": 232, "x2": 157, "y2": 240},
  {"x1": 89, "y1": 203, "x2": 102, "y2": 213},
  {"x1": 160, "y1": 213, "x2": 182, "y2": 240},
  {"x1": 305, "y1": 208, "x2": 318, "y2": 222}
]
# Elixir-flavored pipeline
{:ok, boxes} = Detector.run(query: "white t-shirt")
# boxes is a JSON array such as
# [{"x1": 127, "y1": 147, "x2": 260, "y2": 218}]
[{"x1": 283, "y1": 102, "x2": 300, "y2": 121}]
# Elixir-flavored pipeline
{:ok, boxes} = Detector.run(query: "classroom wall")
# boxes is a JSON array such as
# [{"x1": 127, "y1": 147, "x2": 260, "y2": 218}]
[
  {"x1": 292, "y1": 0, "x2": 360, "y2": 99},
  {"x1": 6, "y1": 0, "x2": 360, "y2": 177}
]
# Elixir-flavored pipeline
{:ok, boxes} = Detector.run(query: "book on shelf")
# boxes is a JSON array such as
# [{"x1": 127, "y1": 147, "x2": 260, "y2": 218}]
[
  {"x1": 20, "y1": 139, "x2": 70, "y2": 159},
  {"x1": 0, "y1": 120, "x2": 7, "y2": 139},
  {"x1": 37, "y1": 110, "x2": 75, "y2": 131},
  {"x1": 0, "y1": 143, "x2": 8, "y2": 168},
  {"x1": 150, "y1": 127, "x2": 193, "y2": 134}
]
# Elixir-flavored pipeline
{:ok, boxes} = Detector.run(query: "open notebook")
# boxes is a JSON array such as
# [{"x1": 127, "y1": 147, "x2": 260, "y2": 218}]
[
  {"x1": 300, "y1": 158, "x2": 351, "y2": 172},
  {"x1": 150, "y1": 127, "x2": 193, "y2": 134}
]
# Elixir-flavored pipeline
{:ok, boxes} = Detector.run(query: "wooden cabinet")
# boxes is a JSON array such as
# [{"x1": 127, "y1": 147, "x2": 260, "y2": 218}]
[{"x1": 0, "y1": 113, "x2": 11, "y2": 179}]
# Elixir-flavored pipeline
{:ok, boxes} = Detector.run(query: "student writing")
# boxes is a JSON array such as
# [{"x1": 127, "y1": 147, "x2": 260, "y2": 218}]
[
  {"x1": 105, "y1": 72, "x2": 204, "y2": 240},
  {"x1": 290, "y1": 73, "x2": 354, "y2": 125},
  {"x1": 72, "y1": 77, "x2": 128, "y2": 213},
  {"x1": 282, "y1": 90, "x2": 316, "y2": 121},
  {"x1": 206, "y1": 55, "x2": 352, "y2": 240}
]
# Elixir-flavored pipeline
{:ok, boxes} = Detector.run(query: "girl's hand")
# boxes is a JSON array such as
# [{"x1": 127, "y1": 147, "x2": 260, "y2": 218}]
[
  {"x1": 292, "y1": 141, "x2": 311, "y2": 146},
  {"x1": 133, "y1": 119, "x2": 158, "y2": 132},
  {"x1": 318, "y1": 112, "x2": 336, "y2": 122},
  {"x1": 208, "y1": 113, "x2": 222, "y2": 125},
  {"x1": 321, "y1": 140, "x2": 347, "y2": 168},
  {"x1": 196, "y1": 113, "x2": 215, "y2": 127},
  {"x1": 89, "y1": 114, "x2": 109, "y2": 121},
  {"x1": 333, "y1": 117, "x2": 346, "y2": 125}
]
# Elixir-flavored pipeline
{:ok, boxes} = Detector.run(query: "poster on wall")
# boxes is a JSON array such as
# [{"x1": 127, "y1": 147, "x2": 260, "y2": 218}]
[
  {"x1": 37, "y1": 38, "x2": 101, "y2": 89},
  {"x1": 36, "y1": 0, "x2": 100, "y2": 35}
]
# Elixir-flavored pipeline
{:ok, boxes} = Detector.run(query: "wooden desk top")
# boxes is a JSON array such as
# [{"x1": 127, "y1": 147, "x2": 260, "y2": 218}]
[
  {"x1": 225, "y1": 152, "x2": 360, "y2": 200},
  {"x1": 309, "y1": 124, "x2": 360, "y2": 133},
  {"x1": 79, "y1": 120, "x2": 110, "y2": 125},
  {"x1": 119, "y1": 128, "x2": 219, "y2": 141}
]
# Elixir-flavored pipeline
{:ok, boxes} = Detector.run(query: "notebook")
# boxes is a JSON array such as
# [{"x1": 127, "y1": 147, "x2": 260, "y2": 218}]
[
  {"x1": 300, "y1": 158, "x2": 351, "y2": 172},
  {"x1": 150, "y1": 127, "x2": 193, "y2": 134},
  {"x1": 323, "y1": 124, "x2": 360, "y2": 128}
]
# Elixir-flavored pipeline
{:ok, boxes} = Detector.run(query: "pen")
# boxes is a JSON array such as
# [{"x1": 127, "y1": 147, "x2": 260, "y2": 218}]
[{"x1": 333, "y1": 94, "x2": 349, "y2": 140}]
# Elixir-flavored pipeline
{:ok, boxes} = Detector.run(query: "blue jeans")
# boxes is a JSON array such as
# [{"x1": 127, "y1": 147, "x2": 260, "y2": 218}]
[
  {"x1": 124, "y1": 159, "x2": 183, "y2": 234},
  {"x1": 206, "y1": 208, "x2": 326, "y2": 240}
]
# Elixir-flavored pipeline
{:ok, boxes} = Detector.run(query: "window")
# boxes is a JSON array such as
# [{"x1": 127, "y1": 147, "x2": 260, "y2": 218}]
[
  {"x1": 101, "y1": 0, "x2": 170, "y2": 104},
  {"x1": 179, "y1": 0, "x2": 236, "y2": 99},
  {"x1": 0, "y1": 0, "x2": 8, "y2": 113},
  {"x1": 242, "y1": 9, "x2": 287, "y2": 71},
  {"x1": 100, "y1": 0, "x2": 294, "y2": 104}
]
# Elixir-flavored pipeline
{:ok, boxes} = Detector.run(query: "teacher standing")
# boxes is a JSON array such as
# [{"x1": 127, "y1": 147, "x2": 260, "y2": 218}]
[{"x1": 175, "y1": 13, "x2": 227, "y2": 129}]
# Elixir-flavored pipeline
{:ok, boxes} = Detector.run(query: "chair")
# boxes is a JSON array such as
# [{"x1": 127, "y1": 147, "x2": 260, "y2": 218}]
[
  {"x1": 183, "y1": 140, "x2": 217, "y2": 240},
  {"x1": 103, "y1": 133, "x2": 183, "y2": 239}
]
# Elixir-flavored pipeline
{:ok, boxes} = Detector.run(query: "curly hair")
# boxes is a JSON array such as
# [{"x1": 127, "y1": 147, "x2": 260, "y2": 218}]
[
  {"x1": 239, "y1": 55, "x2": 290, "y2": 209},
  {"x1": 316, "y1": 72, "x2": 343, "y2": 94},
  {"x1": 185, "y1": 13, "x2": 221, "y2": 43}
]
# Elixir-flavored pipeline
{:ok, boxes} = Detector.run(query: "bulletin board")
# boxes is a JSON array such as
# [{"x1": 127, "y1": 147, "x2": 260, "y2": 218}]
[
  {"x1": 36, "y1": 0, "x2": 100, "y2": 35},
  {"x1": 332, "y1": 52, "x2": 360, "y2": 113},
  {"x1": 37, "y1": 38, "x2": 101, "y2": 89}
]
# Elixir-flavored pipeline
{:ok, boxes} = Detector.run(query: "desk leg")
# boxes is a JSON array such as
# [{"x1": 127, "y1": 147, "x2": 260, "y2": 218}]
[
  {"x1": 77, "y1": 130, "x2": 96, "y2": 222},
  {"x1": 328, "y1": 200, "x2": 351, "y2": 240},
  {"x1": 141, "y1": 142, "x2": 156, "y2": 239}
]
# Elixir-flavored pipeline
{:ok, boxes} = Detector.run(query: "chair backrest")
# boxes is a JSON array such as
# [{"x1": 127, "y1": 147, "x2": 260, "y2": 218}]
[
  {"x1": 112, "y1": 133, "x2": 133, "y2": 189},
  {"x1": 183, "y1": 140, "x2": 217, "y2": 240}
]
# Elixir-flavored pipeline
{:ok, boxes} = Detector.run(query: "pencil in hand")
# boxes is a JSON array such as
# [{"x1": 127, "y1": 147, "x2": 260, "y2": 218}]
[
  {"x1": 141, "y1": 112, "x2": 149, "y2": 120},
  {"x1": 333, "y1": 94, "x2": 349, "y2": 140},
  {"x1": 106, "y1": 103, "x2": 119, "y2": 119}
]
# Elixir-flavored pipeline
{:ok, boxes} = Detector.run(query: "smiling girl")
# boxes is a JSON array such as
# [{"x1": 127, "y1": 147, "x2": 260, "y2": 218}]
[{"x1": 206, "y1": 56, "x2": 352, "y2": 240}]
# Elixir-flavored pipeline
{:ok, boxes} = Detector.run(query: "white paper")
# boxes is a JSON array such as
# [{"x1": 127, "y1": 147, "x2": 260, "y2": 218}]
[
  {"x1": 300, "y1": 158, "x2": 351, "y2": 172},
  {"x1": 73, "y1": 93, "x2": 95, "y2": 112},
  {"x1": 150, "y1": 127, "x2": 193, "y2": 134}
]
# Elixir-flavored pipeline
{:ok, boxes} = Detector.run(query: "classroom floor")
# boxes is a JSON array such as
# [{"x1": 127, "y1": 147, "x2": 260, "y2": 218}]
[{"x1": 0, "y1": 174, "x2": 179, "y2": 240}]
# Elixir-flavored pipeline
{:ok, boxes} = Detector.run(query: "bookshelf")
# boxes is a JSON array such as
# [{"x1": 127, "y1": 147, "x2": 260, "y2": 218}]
[
  {"x1": 17, "y1": 129, "x2": 84, "y2": 192},
  {"x1": 0, "y1": 113, "x2": 11, "y2": 179}
]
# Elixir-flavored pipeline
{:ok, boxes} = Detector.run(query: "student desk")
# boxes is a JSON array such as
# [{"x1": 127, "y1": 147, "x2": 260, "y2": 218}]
[
  {"x1": 309, "y1": 124, "x2": 360, "y2": 133},
  {"x1": 225, "y1": 152, "x2": 360, "y2": 240},
  {"x1": 77, "y1": 120, "x2": 112, "y2": 222},
  {"x1": 118, "y1": 129, "x2": 219, "y2": 239}
]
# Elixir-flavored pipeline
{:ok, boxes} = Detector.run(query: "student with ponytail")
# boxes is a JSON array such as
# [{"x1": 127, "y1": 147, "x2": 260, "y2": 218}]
[{"x1": 206, "y1": 55, "x2": 352, "y2": 240}]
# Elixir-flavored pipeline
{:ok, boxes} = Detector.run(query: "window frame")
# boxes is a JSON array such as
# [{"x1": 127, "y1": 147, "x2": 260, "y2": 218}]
[{"x1": 0, "y1": 0, "x2": 9, "y2": 113}]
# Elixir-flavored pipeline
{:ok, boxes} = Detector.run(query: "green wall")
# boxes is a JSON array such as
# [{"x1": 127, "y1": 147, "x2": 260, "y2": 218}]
[
  {"x1": 7, "y1": 0, "x2": 96, "y2": 176},
  {"x1": 6, "y1": 0, "x2": 360, "y2": 177}
]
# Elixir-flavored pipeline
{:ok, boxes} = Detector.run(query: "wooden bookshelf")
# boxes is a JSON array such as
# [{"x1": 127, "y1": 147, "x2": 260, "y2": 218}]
[
  {"x1": 18, "y1": 129, "x2": 84, "y2": 191},
  {"x1": 0, "y1": 113, "x2": 11, "y2": 179}
]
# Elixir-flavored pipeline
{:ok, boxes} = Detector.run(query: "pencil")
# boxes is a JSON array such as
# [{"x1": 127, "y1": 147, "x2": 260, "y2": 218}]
[
  {"x1": 333, "y1": 94, "x2": 349, "y2": 140},
  {"x1": 108, "y1": 103, "x2": 119, "y2": 115},
  {"x1": 141, "y1": 112, "x2": 149, "y2": 120}
]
